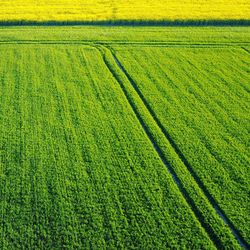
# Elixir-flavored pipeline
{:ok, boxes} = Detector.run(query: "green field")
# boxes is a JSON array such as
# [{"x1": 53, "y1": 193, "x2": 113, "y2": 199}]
[
  {"x1": 0, "y1": 27, "x2": 249, "y2": 249},
  {"x1": 112, "y1": 46, "x2": 250, "y2": 242}
]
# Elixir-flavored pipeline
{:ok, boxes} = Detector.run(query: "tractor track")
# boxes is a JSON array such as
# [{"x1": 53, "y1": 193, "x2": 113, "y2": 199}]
[{"x1": 96, "y1": 45, "x2": 249, "y2": 249}]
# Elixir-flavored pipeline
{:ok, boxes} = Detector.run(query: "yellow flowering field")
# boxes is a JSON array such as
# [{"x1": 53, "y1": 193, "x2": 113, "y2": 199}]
[{"x1": 0, "y1": 0, "x2": 249, "y2": 22}]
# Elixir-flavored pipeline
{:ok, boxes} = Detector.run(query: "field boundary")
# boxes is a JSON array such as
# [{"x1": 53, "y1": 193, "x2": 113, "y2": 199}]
[
  {"x1": 99, "y1": 45, "x2": 249, "y2": 249},
  {"x1": 0, "y1": 19, "x2": 250, "y2": 27},
  {"x1": 0, "y1": 41, "x2": 250, "y2": 48}
]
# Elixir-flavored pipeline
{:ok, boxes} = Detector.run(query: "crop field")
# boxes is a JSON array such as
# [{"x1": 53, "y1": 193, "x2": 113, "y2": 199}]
[
  {"x1": 0, "y1": 27, "x2": 249, "y2": 249},
  {"x1": 112, "y1": 46, "x2": 250, "y2": 243},
  {"x1": 0, "y1": 0, "x2": 250, "y2": 22}
]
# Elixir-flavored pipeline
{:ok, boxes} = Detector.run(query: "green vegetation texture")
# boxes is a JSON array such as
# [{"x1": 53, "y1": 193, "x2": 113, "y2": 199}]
[
  {"x1": 0, "y1": 26, "x2": 249, "y2": 249},
  {"x1": 112, "y1": 45, "x2": 250, "y2": 243}
]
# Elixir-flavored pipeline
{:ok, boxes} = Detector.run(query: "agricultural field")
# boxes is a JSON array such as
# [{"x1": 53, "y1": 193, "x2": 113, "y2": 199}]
[
  {"x1": 0, "y1": 43, "x2": 221, "y2": 250},
  {"x1": 0, "y1": 26, "x2": 249, "y2": 249},
  {"x1": 111, "y1": 45, "x2": 250, "y2": 243},
  {"x1": 0, "y1": 0, "x2": 249, "y2": 22}
]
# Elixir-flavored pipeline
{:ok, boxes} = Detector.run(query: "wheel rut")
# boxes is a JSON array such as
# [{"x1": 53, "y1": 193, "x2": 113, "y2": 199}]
[
  {"x1": 241, "y1": 47, "x2": 250, "y2": 54},
  {"x1": 96, "y1": 45, "x2": 249, "y2": 249}
]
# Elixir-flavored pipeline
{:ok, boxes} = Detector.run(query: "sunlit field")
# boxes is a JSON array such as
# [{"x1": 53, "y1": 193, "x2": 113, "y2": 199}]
[
  {"x1": 0, "y1": 27, "x2": 249, "y2": 249},
  {"x1": 0, "y1": 0, "x2": 249, "y2": 249},
  {"x1": 0, "y1": 0, "x2": 249, "y2": 22}
]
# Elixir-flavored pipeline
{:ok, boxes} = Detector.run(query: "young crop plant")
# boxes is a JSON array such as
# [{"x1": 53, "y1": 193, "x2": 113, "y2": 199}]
[
  {"x1": 0, "y1": 26, "x2": 249, "y2": 250},
  {"x1": 0, "y1": 44, "x2": 217, "y2": 249},
  {"x1": 111, "y1": 45, "x2": 250, "y2": 246}
]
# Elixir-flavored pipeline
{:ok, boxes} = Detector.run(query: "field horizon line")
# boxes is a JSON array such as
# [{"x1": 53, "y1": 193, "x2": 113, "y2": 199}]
[{"x1": 0, "y1": 19, "x2": 250, "y2": 27}]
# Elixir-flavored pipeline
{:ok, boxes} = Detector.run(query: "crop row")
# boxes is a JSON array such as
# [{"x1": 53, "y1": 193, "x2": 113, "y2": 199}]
[
  {"x1": 110, "y1": 45, "x2": 250, "y2": 245},
  {"x1": 0, "y1": 45, "x2": 216, "y2": 249},
  {"x1": 0, "y1": 26, "x2": 250, "y2": 45}
]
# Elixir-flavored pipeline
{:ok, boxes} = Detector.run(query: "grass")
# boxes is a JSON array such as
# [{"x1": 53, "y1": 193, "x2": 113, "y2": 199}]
[
  {"x1": 111, "y1": 45, "x2": 250, "y2": 244},
  {"x1": 0, "y1": 44, "x2": 216, "y2": 249},
  {"x1": 0, "y1": 27, "x2": 249, "y2": 249},
  {"x1": 0, "y1": 26, "x2": 250, "y2": 43},
  {"x1": 0, "y1": 1, "x2": 249, "y2": 22}
]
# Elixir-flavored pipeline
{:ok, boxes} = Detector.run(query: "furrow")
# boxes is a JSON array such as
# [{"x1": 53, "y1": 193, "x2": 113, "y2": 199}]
[{"x1": 241, "y1": 47, "x2": 250, "y2": 54}]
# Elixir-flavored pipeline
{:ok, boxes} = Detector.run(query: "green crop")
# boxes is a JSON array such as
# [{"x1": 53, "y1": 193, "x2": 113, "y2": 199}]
[
  {"x1": 0, "y1": 26, "x2": 249, "y2": 249},
  {"x1": 111, "y1": 45, "x2": 250, "y2": 244}
]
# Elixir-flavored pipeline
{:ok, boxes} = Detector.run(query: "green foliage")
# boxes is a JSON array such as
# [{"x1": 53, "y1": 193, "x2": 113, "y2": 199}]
[
  {"x1": 0, "y1": 44, "x2": 215, "y2": 249},
  {"x1": 0, "y1": 27, "x2": 249, "y2": 249},
  {"x1": 112, "y1": 45, "x2": 250, "y2": 245}
]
